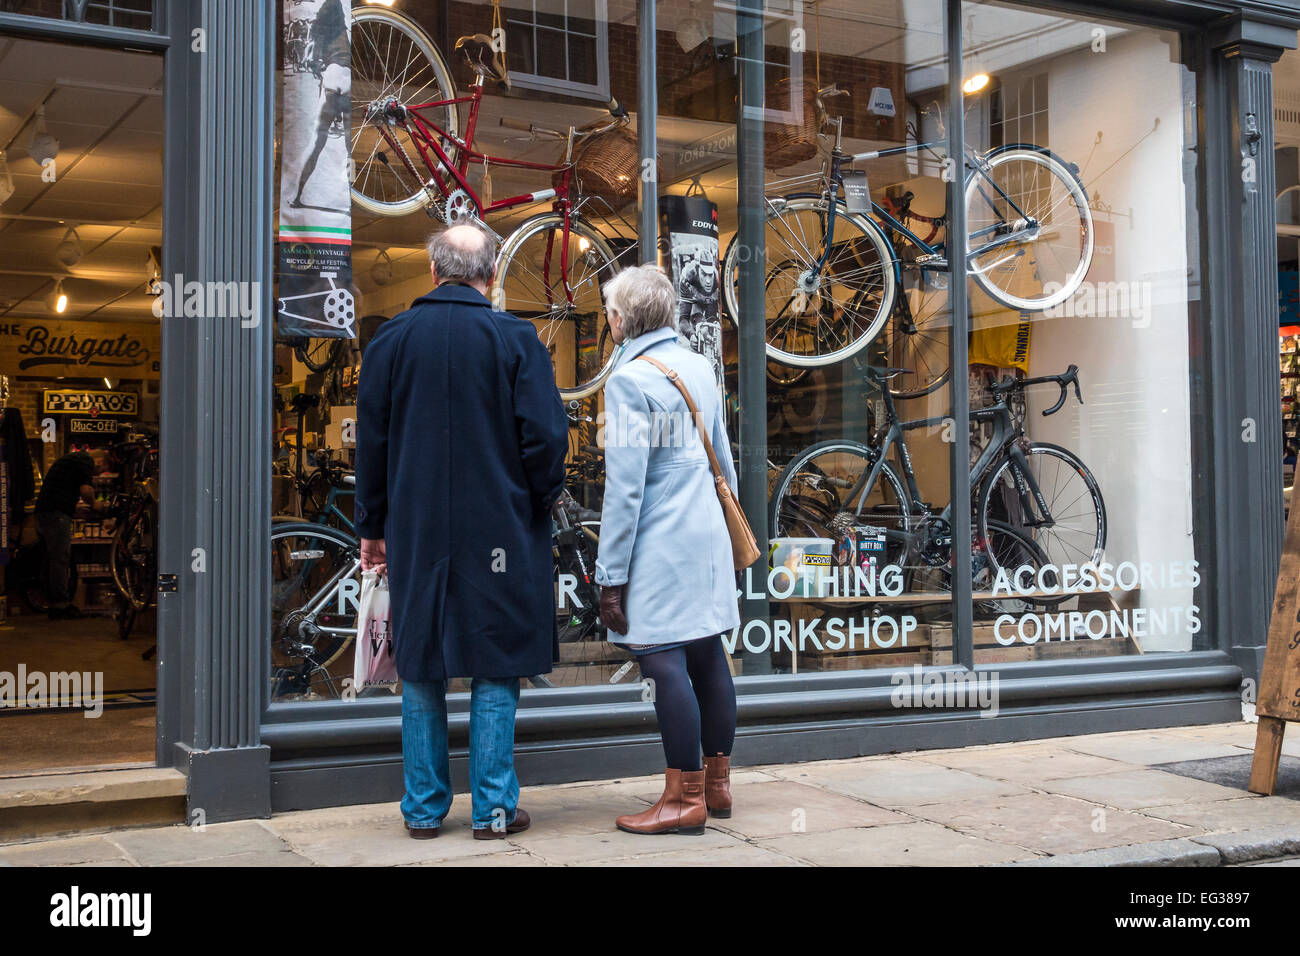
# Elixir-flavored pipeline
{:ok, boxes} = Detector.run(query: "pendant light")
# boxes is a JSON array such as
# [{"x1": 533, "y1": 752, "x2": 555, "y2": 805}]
[
  {"x1": 55, "y1": 226, "x2": 83, "y2": 267},
  {"x1": 46, "y1": 277, "x2": 68, "y2": 314},
  {"x1": 675, "y1": 0, "x2": 709, "y2": 52},
  {"x1": 370, "y1": 248, "x2": 393, "y2": 286},
  {"x1": 27, "y1": 106, "x2": 59, "y2": 168}
]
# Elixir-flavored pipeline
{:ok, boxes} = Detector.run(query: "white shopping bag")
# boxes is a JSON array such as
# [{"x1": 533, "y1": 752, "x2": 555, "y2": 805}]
[{"x1": 353, "y1": 569, "x2": 398, "y2": 692}]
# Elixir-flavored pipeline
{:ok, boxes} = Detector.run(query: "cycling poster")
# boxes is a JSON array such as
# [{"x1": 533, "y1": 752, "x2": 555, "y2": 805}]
[
  {"x1": 659, "y1": 194, "x2": 723, "y2": 388},
  {"x1": 276, "y1": 0, "x2": 356, "y2": 340}
]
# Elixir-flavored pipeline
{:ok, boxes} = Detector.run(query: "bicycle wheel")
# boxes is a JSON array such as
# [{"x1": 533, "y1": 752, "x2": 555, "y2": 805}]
[
  {"x1": 977, "y1": 442, "x2": 1106, "y2": 579},
  {"x1": 350, "y1": 7, "x2": 459, "y2": 217},
  {"x1": 723, "y1": 195, "x2": 897, "y2": 369},
  {"x1": 294, "y1": 337, "x2": 344, "y2": 374},
  {"x1": 965, "y1": 146, "x2": 1094, "y2": 312},
  {"x1": 270, "y1": 522, "x2": 359, "y2": 697},
  {"x1": 769, "y1": 440, "x2": 912, "y2": 558},
  {"x1": 110, "y1": 502, "x2": 157, "y2": 611},
  {"x1": 907, "y1": 518, "x2": 1057, "y2": 618},
  {"x1": 495, "y1": 214, "x2": 631, "y2": 400},
  {"x1": 875, "y1": 262, "x2": 951, "y2": 400}
]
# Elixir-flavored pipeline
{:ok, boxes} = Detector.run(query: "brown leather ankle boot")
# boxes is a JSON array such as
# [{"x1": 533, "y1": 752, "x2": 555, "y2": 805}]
[
  {"x1": 703, "y1": 754, "x2": 732, "y2": 818},
  {"x1": 615, "y1": 769, "x2": 707, "y2": 835}
]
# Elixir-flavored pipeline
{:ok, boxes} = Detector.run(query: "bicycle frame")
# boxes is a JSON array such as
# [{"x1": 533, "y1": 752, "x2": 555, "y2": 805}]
[
  {"x1": 373, "y1": 78, "x2": 570, "y2": 219},
  {"x1": 811, "y1": 137, "x2": 1040, "y2": 285},
  {"x1": 368, "y1": 77, "x2": 591, "y2": 311},
  {"x1": 839, "y1": 384, "x2": 1059, "y2": 544}
]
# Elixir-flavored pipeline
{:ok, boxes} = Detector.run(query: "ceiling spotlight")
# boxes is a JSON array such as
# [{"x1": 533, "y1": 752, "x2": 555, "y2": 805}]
[
  {"x1": 55, "y1": 226, "x2": 83, "y2": 267},
  {"x1": 370, "y1": 248, "x2": 393, "y2": 286},
  {"x1": 0, "y1": 151, "x2": 13, "y2": 207},
  {"x1": 46, "y1": 277, "x2": 68, "y2": 314},
  {"x1": 26, "y1": 106, "x2": 59, "y2": 168},
  {"x1": 676, "y1": 0, "x2": 709, "y2": 51},
  {"x1": 963, "y1": 73, "x2": 991, "y2": 95}
]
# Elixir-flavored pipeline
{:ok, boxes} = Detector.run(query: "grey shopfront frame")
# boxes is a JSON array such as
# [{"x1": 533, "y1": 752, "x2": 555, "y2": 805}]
[{"x1": 3, "y1": 0, "x2": 1295, "y2": 822}]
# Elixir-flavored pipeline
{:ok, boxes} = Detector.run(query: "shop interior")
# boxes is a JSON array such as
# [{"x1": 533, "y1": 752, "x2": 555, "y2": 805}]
[
  {"x1": 0, "y1": 35, "x2": 161, "y2": 773},
  {"x1": 1277, "y1": 47, "x2": 1300, "y2": 509}
]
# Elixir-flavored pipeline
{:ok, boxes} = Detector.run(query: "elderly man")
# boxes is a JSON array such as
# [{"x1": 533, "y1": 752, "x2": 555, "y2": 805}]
[{"x1": 355, "y1": 224, "x2": 568, "y2": 840}]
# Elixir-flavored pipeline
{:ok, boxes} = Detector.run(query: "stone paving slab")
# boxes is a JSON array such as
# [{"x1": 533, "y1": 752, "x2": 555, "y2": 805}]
[
  {"x1": 1009, "y1": 838, "x2": 1221, "y2": 867},
  {"x1": 785, "y1": 757, "x2": 1028, "y2": 807},
  {"x1": 1039, "y1": 768, "x2": 1251, "y2": 810},
  {"x1": 0, "y1": 835, "x2": 129, "y2": 867},
  {"x1": 111, "y1": 820, "x2": 293, "y2": 866},
  {"x1": 907, "y1": 791, "x2": 1198, "y2": 856},
  {"x1": 1058, "y1": 732, "x2": 1250, "y2": 765},
  {"x1": 1138, "y1": 796, "x2": 1300, "y2": 830},
  {"x1": 509, "y1": 825, "x2": 744, "y2": 865},
  {"x1": 912, "y1": 743, "x2": 1134, "y2": 782},
  {"x1": 759, "y1": 821, "x2": 1037, "y2": 866},
  {"x1": 707, "y1": 780, "x2": 909, "y2": 839}
]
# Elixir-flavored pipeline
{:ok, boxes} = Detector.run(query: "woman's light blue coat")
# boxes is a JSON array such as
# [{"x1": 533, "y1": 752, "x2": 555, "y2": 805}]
[{"x1": 595, "y1": 326, "x2": 740, "y2": 646}]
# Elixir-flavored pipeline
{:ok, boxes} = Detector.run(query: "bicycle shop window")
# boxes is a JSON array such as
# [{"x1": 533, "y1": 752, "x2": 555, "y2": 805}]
[{"x1": 959, "y1": 1, "x2": 1206, "y2": 663}]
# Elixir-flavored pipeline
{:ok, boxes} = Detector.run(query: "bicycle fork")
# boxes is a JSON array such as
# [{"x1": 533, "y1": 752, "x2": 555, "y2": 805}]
[{"x1": 1006, "y1": 442, "x2": 1055, "y2": 530}]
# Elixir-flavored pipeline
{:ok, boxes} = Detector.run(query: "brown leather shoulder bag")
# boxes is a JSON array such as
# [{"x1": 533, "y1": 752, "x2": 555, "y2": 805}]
[{"x1": 635, "y1": 355, "x2": 761, "y2": 570}]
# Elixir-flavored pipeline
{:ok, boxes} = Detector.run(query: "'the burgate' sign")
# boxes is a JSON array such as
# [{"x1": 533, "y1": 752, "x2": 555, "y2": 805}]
[{"x1": 0, "y1": 320, "x2": 158, "y2": 378}]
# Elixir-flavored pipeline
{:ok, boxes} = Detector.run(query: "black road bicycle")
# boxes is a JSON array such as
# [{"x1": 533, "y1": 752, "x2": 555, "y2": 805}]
[{"x1": 769, "y1": 363, "x2": 1106, "y2": 608}]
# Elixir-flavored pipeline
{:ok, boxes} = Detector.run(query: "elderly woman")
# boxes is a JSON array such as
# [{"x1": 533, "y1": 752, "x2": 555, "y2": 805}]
[{"x1": 595, "y1": 264, "x2": 740, "y2": 835}]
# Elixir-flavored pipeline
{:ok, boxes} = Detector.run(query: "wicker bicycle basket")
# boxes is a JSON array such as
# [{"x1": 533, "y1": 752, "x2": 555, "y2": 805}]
[
  {"x1": 764, "y1": 76, "x2": 820, "y2": 170},
  {"x1": 554, "y1": 123, "x2": 641, "y2": 210}
]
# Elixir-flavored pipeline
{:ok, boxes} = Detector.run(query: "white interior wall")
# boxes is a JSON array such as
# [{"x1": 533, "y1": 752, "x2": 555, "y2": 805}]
[{"x1": 1027, "y1": 29, "x2": 1195, "y2": 650}]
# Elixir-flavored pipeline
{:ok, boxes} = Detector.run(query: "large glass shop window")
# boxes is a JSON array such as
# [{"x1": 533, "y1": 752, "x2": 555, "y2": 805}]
[
  {"x1": 271, "y1": 0, "x2": 640, "y2": 699},
  {"x1": 958, "y1": 2, "x2": 1204, "y2": 664},
  {"x1": 709, "y1": 0, "x2": 958, "y2": 675}
]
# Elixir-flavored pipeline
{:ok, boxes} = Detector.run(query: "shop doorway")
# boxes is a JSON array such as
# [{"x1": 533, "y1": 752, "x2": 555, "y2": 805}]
[{"x1": 0, "y1": 34, "x2": 162, "y2": 774}]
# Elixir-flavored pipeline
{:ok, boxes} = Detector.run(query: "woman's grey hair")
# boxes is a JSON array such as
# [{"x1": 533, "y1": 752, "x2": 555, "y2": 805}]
[
  {"x1": 603, "y1": 264, "x2": 678, "y2": 339},
  {"x1": 426, "y1": 224, "x2": 496, "y2": 284}
]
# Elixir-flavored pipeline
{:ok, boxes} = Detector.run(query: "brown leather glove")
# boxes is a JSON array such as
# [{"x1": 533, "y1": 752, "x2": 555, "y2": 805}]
[{"x1": 599, "y1": 583, "x2": 629, "y2": 636}]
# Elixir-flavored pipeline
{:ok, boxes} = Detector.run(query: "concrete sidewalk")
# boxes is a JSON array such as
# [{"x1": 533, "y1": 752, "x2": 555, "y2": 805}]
[{"x1": 5, "y1": 719, "x2": 1300, "y2": 867}]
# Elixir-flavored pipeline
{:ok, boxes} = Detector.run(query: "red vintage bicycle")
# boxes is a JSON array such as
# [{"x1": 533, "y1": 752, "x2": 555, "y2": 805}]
[{"x1": 350, "y1": 7, "x2": 636, "y2": 399}]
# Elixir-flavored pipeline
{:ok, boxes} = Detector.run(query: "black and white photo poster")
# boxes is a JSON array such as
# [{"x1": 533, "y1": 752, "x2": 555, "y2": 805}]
[
  {"x1": 659, "y1": 195, "x2": 722, "y2": 388},
  {"x1": 276, "y1": 0, "x2": 356, "y2": 339}
]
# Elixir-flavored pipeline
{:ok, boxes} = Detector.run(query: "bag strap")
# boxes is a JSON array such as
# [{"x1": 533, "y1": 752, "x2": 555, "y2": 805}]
[{"x1": 635, "y1": 355, "x2": 727, "y2": 484}]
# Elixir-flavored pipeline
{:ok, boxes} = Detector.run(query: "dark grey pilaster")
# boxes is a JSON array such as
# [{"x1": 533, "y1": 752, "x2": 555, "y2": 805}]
[
  {"x1": 638, "y1": 0, "x2": 658, "y2": 263},
  {"x1": 1207, "y1": 15, "x2": 1296, "y2": 686},
  {"x1": 736, "y1": 0, "x2": 770, "y2": 673},
  {"x1": 158, "y1": 0, "x2": 274, "y2": 822}
]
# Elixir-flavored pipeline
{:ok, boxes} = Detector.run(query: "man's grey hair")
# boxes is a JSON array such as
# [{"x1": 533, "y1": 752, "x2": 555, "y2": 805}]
[
  {"x1": 426, "y1": 224, "x2": 496, "y2": 284},
  {"x1": 603, "y1": 264, "x2": 678, "y2": 340}
]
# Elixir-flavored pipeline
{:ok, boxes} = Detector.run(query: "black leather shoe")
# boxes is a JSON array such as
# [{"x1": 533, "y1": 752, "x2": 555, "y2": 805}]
[
  {"x1": 472, "y1": 807, "x2": 530, "y2": 840},
  {"x1": 406, "y1": 825, "x2": 440, "y2": 840}
]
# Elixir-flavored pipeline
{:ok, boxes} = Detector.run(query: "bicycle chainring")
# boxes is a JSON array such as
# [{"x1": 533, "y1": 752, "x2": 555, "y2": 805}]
[{"x1": 445, "y1": 188, "x2": 476, "y2": 225}]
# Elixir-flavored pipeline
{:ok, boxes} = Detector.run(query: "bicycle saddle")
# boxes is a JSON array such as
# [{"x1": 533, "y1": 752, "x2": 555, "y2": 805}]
[{"x1": 455, "y1": 34, "x2": 511, "y2": 90}]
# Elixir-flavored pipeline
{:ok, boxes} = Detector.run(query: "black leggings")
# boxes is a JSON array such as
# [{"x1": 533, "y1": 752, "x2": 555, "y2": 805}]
[{"x1": 636, "y1": 636, "x2": 737, "y2": 772}]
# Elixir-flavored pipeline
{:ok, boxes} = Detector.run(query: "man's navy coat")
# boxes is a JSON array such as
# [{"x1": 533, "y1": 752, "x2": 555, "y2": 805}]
[{"x1": 354, "y1": 283, "x2": 568, "y2": 681}]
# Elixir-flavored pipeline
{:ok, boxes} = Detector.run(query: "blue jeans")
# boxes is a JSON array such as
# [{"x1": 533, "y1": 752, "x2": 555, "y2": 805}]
[{"x1": 400, "y1": 677, "x2": 522, "y2": 832}]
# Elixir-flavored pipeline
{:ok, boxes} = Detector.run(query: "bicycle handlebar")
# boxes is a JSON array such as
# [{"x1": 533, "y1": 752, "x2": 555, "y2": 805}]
[
  {"x1": 605, "y1": 96, "x2": 628, "y2": 118},
  {"x1": 990, "y1": 365, "x2": 1083, "y2": 416}
]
